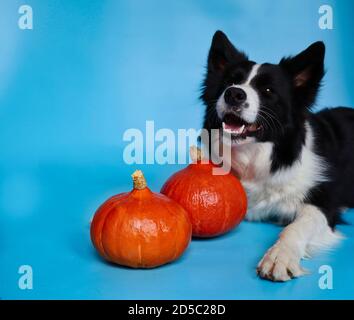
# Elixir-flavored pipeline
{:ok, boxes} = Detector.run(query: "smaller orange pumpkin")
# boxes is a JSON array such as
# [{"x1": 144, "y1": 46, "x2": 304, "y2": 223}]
[
  {"x1": 161, "y1": 146, "x2": 247, "y2": 237},
  {"x1": 90, "y1": 170, "x2": 192, "y2": 268}
]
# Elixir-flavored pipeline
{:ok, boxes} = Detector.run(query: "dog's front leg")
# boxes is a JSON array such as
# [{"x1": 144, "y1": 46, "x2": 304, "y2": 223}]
[{"x1": 257, "y1": 204, "x2": 340, "y2": 281}]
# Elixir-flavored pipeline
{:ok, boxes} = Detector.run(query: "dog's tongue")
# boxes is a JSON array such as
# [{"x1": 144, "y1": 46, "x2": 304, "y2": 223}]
[{"x1": 223, "y1": 122, "x2": 245, "y2": 134}]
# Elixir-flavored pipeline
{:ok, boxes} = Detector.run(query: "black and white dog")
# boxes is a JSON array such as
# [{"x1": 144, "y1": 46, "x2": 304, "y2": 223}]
[{"x1": 201, "y1": 31, "x2": 354, "y2": 281}]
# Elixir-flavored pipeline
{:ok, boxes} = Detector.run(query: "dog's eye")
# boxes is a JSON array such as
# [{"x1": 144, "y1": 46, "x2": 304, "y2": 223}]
[{"x1": 263, "y1": 87, "x2": 274, "y2": 95}]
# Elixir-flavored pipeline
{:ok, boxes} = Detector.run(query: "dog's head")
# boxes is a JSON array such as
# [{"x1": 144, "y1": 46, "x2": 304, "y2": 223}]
[{"x1": 201, "y1": 31, "x2": 325, "y2": 145}]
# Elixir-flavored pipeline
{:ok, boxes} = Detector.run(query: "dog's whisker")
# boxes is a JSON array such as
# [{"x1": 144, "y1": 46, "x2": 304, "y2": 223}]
[
  {"x1": 259, "y1": 106, "x2": 284, "y2": 129},
  {"x1": 258, "y1": 107, "x2": 285, "y2": 134}
]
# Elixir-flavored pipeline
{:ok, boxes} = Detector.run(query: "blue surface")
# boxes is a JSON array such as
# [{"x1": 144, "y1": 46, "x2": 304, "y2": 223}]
[{"x1": 1, "y1": 0, "x2": 353, "y2": 299}]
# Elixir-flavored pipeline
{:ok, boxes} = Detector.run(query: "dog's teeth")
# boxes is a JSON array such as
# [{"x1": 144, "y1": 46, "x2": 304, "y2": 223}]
[
  {"x1": 222, "y1": 122, "x2": 247, "y2": 136},
  {"x1": 234, "y1": 125, "x2": 244, "y2": 134}
]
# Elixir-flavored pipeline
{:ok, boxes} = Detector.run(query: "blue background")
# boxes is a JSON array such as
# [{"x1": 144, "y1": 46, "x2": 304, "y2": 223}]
[{"x1": 1, "y1": 0, "x2": 353, "y2": 299}]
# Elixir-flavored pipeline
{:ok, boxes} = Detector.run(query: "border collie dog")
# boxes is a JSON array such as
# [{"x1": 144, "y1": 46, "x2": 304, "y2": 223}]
[{"x1": 201, "y1": 31, "x2": 354, "y2": 281}]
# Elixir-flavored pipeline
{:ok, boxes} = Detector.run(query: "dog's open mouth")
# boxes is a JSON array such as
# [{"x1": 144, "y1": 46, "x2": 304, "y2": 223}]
[{"x1": 222, "y1": 113, "x2": 261, "y2": 139}]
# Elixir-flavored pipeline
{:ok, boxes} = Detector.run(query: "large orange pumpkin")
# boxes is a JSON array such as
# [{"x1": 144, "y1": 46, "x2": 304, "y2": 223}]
[
  {"x1": 90, "y1": 170, "x2": 192, "y2": 268},
  {"x1": 161, "y1": 147, "x2": 247, "y2": 237}
]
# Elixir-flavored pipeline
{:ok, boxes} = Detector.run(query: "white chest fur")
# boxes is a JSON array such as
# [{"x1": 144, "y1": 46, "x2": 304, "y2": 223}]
[{"x1": 221, "y1": 126, "x2": 327, "y2": 222}]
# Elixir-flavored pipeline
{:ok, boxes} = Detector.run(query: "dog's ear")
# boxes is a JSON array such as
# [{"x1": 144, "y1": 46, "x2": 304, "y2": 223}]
[
  {"x1": 207, "y1": 31, "x2": 247, "y2": 73},
  {"x1": 280, "y1": 41, "x2": 325, "y2": 108}
]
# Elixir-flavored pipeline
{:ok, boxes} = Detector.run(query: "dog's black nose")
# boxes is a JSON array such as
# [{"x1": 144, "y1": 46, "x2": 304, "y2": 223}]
[{"x1": 224, "y1": 87, "x2": 247, "y2": 106}]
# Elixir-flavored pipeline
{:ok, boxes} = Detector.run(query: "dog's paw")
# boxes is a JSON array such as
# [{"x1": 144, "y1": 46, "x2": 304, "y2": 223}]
[{"x1": 257, "y1": 241, "x2": 307, "y2": 282}]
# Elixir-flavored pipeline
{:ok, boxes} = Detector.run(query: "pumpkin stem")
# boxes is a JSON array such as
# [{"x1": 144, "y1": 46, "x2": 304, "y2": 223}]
[
  {"x1": 190, "y1": 146, "x2": 204, "y2": 162},
  {"x1": 132, "y1": 170, "x2": 147, "y2": 190}
]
